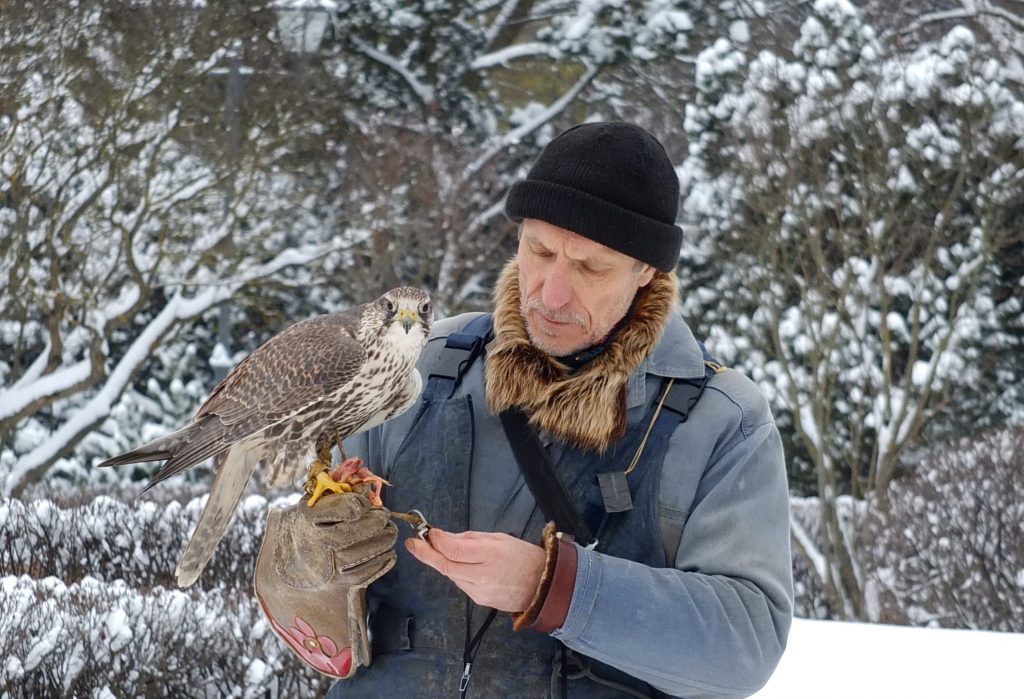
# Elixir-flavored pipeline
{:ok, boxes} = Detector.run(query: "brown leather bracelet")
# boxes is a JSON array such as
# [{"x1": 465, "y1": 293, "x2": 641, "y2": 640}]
[{"x1": 512, "y1": 522, "x2": 578, "y2": 632}]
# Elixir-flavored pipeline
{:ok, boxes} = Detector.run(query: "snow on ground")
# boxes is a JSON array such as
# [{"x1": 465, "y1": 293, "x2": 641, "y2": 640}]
[{"x1": 753, "y1": 618, "x2": 1024, "y2": 698}]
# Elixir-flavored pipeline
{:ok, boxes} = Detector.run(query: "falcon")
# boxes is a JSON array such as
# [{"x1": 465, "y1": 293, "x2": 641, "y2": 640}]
[{"x1": 98, "y1": 286, "x2": 432, "y2": 588}]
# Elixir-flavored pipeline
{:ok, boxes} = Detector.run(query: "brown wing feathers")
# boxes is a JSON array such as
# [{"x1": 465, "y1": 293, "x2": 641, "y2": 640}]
[{"x1": 98, "y1": 311, "x2": 368, "y2": 492}]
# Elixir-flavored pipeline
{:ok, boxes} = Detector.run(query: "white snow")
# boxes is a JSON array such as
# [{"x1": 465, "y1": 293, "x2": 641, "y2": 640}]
[
  {"x1": 23, "y1": 620, "x2": 63, "y2": 671},
  {"x1": 104, "y1": 608, "x2": 134, "y2": 652},
  {"x1": 209, "y1": 341, "x2": 235, "y2": 370},
  {"x1": 754, "y1": 618, "x2": 1024, "y2": 698},
  {"x1": 729, "y1": 20, "x2": 750, "y2": 44}
]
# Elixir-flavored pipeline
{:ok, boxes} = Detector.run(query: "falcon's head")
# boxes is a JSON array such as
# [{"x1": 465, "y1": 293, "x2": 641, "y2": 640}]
[{"x1": 374, "y1": 286, "x2": 432, "y2": 352}]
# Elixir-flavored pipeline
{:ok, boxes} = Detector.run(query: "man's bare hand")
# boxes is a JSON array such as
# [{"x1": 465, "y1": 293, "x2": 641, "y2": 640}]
[{"x1": 405, "y1": 528, "x2": 545, "y2": 612}]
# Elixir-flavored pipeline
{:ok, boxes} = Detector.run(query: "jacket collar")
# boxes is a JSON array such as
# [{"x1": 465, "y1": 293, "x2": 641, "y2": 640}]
[
  {"x1": 625, "y1": 311, "x2": 707, "y2": 409},
  {"x1": 485, "y1": 258, "x2": 679, "y2": 452}
]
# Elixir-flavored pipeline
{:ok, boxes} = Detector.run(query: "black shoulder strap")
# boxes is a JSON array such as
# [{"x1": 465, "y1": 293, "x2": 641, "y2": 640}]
[
  {"x1": 659, "y1": 342, "x2": 723, "y2": 421},
  {"x1": 498, "y1": 408, "x2": 597, "y2": 547},
  {"x1": 423, "y1": 313, "x2": 494, "y2": 400}
]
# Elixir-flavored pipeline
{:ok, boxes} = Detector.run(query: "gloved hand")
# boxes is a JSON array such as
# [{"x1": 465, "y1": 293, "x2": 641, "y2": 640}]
[{"x1": 254, "y1": 491, "x2": 398, "y2": 678}]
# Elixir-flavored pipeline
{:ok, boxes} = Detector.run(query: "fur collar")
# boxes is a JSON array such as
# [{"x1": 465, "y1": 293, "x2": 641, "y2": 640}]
[{"x1": 485, "y1": 259, "x2": 678, "y2": 452}]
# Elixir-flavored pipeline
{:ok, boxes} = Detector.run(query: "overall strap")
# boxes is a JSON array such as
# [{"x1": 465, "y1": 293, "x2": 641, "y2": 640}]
[
  {"x1": 659, "y1": 342, "x2": 723, "y2": 422},
  {"x1": 600, "y1": 344, "x2": 725, "y2": 518},
  {"x1": 499, "y1": 408, "x2": 597, "y2": 548},
  {"x1": 422, "y1": 313, "x2": 494, "y2": 400}
]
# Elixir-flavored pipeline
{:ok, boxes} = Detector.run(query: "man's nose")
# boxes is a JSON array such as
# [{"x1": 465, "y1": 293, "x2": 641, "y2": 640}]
[{"x1": 540, "y1": 261, "x2": 573, "y2": 309}]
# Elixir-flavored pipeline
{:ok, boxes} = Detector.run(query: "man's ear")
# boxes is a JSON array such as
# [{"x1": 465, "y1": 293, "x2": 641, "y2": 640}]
[{"x1": 637, "y1": 264, "x2": 657, "y2": 288}]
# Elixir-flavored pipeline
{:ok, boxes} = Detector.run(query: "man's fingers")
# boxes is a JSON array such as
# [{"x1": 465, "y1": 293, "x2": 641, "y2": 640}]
[
  {"x1": 405, "y1": 536, "x2": 445, "y2": 569},
  {"x1": 405, "y1": 536, "x2": 475, "y2": 582},
  {"x1": 421, "y1": 528, "x2": 484, "y2": 563},
  {"x1": 405, "y1": 529, "x2": 546, "y2": 612}
]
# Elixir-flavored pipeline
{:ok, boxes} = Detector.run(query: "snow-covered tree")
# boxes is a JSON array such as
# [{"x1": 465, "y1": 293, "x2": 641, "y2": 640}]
[
  {"x1": 311, "y1": 0, "x2": 764, "y2": 309},
  {"x1": 868, "y1": 0, "x2": 1024, "y2": 87},
  {"x1": 0, "y1": 2, "x2": 360, "y2": 495},
  {"x1": 678, "y1": 0, "x2": 1024, "y2": 618},
  {"x1": 1, "y1": 0, "x2": 761, "y2": 494}
]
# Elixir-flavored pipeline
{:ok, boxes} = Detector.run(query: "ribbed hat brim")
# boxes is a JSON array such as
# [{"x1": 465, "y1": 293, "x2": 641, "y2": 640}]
[{"x1": 505, "y1": 179, "x2": 682, "y2": 273}]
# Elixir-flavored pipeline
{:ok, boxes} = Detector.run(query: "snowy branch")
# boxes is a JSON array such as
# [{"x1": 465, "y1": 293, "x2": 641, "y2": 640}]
[
  {"x1": 898, "y1": 3, "x2": 1024, "y2": 37},
  {"x1": 463, "y1": 62, "x2": 600, "y2": 181},
  {"x1": 790, "y1": 510, "x2": 827, "y2": 583},
  {"x1": 482, "y1": 0, "x2": 525, "y2": 49},
  {"x1": 1, "y1": 288, "x2": 226, "y2": 497},
  {"x1": 350, "y1": 37, "x2": 436, "y2": 108},
  {"x1": 471, "y1": 42, "x2": 560, "y2": 69},
  {"x1": 468, "y1": 198, "x2": 506, "y2": 233},
  {"x1": 0, "y1": 360, "x2": 95, "y2": 424},
  {"x1": 9, "y1": 340, "x2": 52, "y2": 391}
]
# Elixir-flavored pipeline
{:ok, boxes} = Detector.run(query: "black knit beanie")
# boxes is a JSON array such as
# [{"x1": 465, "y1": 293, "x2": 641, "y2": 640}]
[{"x1": 504, "y1": 122, "x2": 682, "y2": 272}]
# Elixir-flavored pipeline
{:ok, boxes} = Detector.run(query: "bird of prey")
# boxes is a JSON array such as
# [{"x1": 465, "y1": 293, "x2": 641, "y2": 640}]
[{"x1": 98, "y1": 286, "x2": 432, "y2": 588}]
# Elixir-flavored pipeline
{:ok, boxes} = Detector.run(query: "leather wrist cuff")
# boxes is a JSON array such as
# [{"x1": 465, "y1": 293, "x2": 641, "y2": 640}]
[{"x1": 512, "y1": 522, "x2": 578, "y2": 633}]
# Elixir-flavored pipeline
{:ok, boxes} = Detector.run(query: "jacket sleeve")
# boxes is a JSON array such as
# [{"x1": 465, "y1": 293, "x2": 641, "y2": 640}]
[{"x1": 552, "y1": 404, "x2": 793, "y2": 698}]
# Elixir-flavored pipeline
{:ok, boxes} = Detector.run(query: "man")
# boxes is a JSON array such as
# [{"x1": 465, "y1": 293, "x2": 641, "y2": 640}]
[{"x1": 329, "y1": 122, "x2": 793, "y2": 698}]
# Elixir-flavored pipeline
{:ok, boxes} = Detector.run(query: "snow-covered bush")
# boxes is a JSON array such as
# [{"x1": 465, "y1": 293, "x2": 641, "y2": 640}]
[
  {"x1": 0, "y1": 490, "x2": 331, "y2": 696},
  {"x1": 0, "y1": 575, "x2": 331, "y2": 698},
  {"x1": 862, "y1": 427, "x2": 1024, "y2": 632},
  {"x1": 788, "y1": 427, "x2": 1024, "y2": 630},
  {"x1": 0, "y1": 492, "x2": 296, "y2": 590}
]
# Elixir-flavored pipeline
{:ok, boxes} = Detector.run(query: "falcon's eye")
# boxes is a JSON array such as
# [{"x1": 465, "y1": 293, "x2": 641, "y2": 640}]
[
  {"x1": 419, "y1": 301, "x2": 431, "y2": 316},
  {"x1": 384, "y1": 298, "x2": 396, "y2": 313}
]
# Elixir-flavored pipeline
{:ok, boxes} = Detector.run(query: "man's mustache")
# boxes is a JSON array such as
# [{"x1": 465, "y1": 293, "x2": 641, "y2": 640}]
[{"x1": 523, "y1": 299, "x2": 586, "y2": 327}]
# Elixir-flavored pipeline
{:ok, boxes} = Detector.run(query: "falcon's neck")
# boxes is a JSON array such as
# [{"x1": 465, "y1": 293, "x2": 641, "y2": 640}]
[{"x1": 378, "y1": 321, "x2": 428, "y2": 363}]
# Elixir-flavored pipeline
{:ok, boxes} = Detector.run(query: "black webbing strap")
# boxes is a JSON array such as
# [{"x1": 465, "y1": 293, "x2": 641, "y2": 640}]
[
  {"x1": 660, "y1": 373, "x2": 711, "y2": 422},
  {"x1": 499, "y1": 407, "x2": 597, "y2": 548},
  {"x1": 424, "y1": 313, "x2": 494, "y2": 400},
  {"x1": 659, "y1": 342, "x2": 721, "y2": 420}
]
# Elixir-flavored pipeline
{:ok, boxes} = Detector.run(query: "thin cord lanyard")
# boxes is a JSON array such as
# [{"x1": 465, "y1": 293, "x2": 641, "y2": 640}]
[{"x1": 460, "y1": 605, "x2": 498, "y2": 696}]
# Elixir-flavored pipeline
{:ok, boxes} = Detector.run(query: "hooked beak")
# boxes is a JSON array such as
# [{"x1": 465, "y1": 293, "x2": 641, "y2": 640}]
[{"x1": 396, "y1": 308, "x2": 418, "y2": 333}]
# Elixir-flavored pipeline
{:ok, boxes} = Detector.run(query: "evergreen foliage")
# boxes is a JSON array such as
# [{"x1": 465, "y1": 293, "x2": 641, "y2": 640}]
[{"x1": 677, "y1": 0, "x2": 1024, "y2": 619}]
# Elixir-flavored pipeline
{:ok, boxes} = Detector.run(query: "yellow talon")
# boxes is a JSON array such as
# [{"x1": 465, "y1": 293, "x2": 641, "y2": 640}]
[{"x1": 307, "y1": 470, "x2": 352, "y2": 507}]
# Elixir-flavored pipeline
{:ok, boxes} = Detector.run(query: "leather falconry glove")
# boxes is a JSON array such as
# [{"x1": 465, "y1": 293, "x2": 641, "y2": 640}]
[{"x1": 254, "y1": 491, "x2": 398, "y2": 679}]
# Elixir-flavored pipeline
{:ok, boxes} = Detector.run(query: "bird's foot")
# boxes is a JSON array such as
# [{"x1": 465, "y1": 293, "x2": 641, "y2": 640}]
[
  {"x1": 305, "y1": 456, "x2": 390, "y2": 508},
  {"x1": 304, "y1": 456, "x2": 332, "y2": 498},
  {"x1": 306, "y1": 469, "x2": 354, "y2": 507}
]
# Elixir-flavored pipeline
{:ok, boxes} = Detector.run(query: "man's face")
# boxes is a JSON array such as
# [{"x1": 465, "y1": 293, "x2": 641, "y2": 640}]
[{"x1": 517, "y1": 219, "x2": 656, "y2": 357}]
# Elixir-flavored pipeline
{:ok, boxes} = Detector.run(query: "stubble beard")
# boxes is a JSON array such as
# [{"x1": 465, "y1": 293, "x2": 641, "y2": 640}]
[
  {"x1": 521, "y1": 291, "x2": 635, "y2": 356},
  {"x1": 521, "y1": 299, "x2": 592, "y2": 356}
]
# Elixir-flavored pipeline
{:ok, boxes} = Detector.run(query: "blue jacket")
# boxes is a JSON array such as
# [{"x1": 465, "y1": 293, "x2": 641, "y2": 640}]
[{"x1": 341, "y1": 302, "x2": 793, "y2": 698}]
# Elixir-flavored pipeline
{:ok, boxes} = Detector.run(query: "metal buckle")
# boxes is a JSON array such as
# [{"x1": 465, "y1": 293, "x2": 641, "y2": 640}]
[
  {"x1": 391, "y1": 509, "x2": 432, "y2": 540},
  {"x1": 408, "y1": 509, "x2": 431, "y2": 540}
]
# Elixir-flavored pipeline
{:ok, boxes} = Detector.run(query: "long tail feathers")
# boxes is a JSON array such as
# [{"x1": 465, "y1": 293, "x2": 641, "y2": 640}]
[
  {"x1": 174, "y1": 440, "x2": 261, "y2": 588},
  {"x1": 97, "y1": 419, "x2": 236, "y2": 497},
  {"x1": 95, "y1": 424, "x2": 198, "y2": 469}
]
